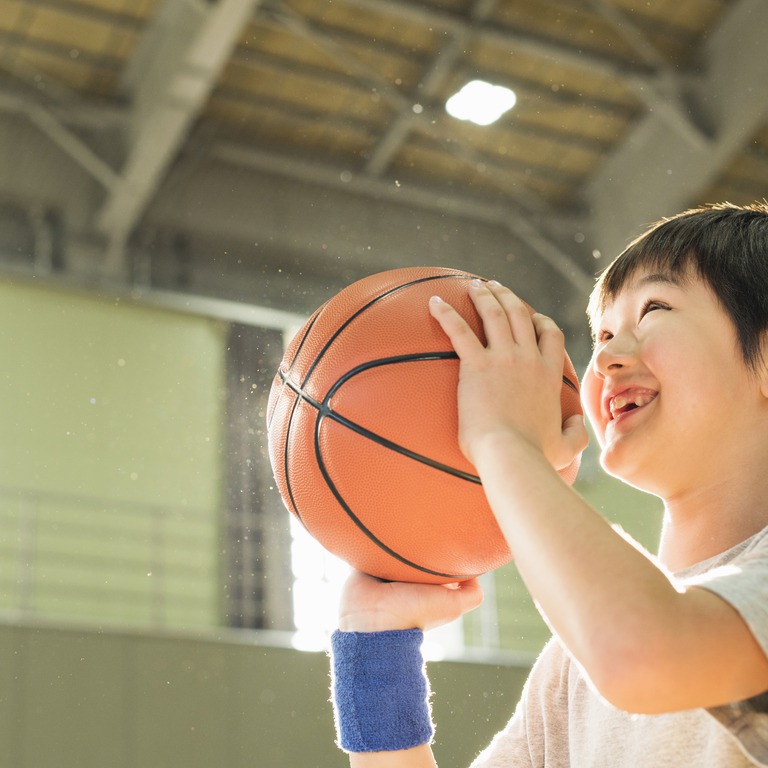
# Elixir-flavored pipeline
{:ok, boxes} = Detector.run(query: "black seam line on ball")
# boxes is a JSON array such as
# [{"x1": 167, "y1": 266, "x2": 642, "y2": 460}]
[
  {"x1": 281, "y1": 352, "x2": 482, "y2": 485},
  {"x1": 282, "y1": 393, "x2": 307, "y2": 526},
  {"x1": 282, "y1": 355, "x2": 578, "y2": 485},
  {"x1": 285, "y1": 303, "x2": 324, "y2": 377},
  {"x1": 312, "y1": 406, "x2": 463, "y2": 580},
  {"x1": 267, "y1": 306, "x2": 325, "y2": 437},
  {"x1": 323, "y1": 359, "x2": 576, "y2": 476},
  {"x1": 562, "y1": 376, "x2": 579, "y2": 394},
  {"x1": 300, "y1": 273, "x2": 476, "y2": 389},
  {"x1": 266, "y1": 312, "x2": 320, "y2": 435}
]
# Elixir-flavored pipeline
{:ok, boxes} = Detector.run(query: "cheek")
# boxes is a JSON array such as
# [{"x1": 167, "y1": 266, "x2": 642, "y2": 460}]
[{"x1": 580, "y1": 364, "x2": 604, "y2": 441}]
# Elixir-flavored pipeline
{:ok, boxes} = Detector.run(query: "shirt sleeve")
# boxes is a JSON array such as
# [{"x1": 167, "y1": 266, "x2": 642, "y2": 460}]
[{"x1": 687, "y1": 538, "x2": 768, "y2": 767}]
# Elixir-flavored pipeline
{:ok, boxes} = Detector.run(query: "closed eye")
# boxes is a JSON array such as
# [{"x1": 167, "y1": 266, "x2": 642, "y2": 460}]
[
  {"x1": 639, "y1": 299, "x2": 671, "y2": 319},
  {"x1": 595, "y1": 329, "x2": 613, "y2": 345},
  {"x1": 593, "y1": 299, "x2": 669, "y2": 345}
]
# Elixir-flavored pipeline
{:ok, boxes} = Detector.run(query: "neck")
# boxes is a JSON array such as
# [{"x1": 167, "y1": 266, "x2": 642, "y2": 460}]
[{"x1": 657, "y1": 479, "x2": 768, "y2": 571}]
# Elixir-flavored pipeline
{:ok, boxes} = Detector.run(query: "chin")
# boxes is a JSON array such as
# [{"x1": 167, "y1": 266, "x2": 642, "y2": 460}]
[
  {"x1": 599, "y1": 446, "x2": 656, "y2": 493},
  {"x1": 600, "y1": 450, "x2": 660, "y2": 496}
]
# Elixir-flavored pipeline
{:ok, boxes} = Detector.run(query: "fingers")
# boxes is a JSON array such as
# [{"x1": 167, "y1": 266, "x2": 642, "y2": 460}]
[
  {"x1": 562, "y1": 413, "x2": 589, "y2": 457},
  {"x1": 470, "y1": 280, "x2": 536, "y2": 349},
  {"x1": 339, "y1": 570, "x2": 485, "y2": 632},
  {"x1": 470, "y1": 281, "x2": 563, "y2": 365},
  {"x1": 428, "y1": 293, "x2": 484, "y2": 358},
  {"x1": 549, "y1": 412, "x2": 589, "y2": 474},
  {"x1": 430, "y1": 279, "x2": 538, "y2": 354},
  {"x1": 530, "y1": 311, "x2": 566, "y2": 368}
]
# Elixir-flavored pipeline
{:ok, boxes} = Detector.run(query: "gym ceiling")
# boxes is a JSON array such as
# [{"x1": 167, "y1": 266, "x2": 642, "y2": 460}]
[{"x1": 1, "y1": 0, "x2": 766, "y2": 362}]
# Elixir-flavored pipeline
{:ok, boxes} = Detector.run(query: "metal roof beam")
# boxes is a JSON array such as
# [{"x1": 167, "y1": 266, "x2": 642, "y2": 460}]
[
  {"x1": 365, "y1": 0, "x2": 499, "y2": 176},
  {"x1": 266, "y1": 4, "x2": 592, "y2": 291},
  {"x1": 269, "y1": 5, "x2": 554, "y2": 214},
  {"x1": 96, "y1": 0, "x2": 263, "y2": 271},
  {"x1": 586, "y1": 0, "x2": 768, "y2": 260},
  {"x1": 581, "y1": 0, "x2": 710, "y2": 146},
  {"x1": 0, "y1": 91, "x2": 121, "y2": 190},
  {"x1": 329, "y1": 0, "x2": 714, "y2": 144},
  {"x1": 212, "y1": 141, "x2": 594, "y2": 294}
]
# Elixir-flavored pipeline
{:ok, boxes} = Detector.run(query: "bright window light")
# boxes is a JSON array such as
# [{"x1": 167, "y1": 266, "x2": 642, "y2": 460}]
[
  {"x1": 289, "y1": 515, "x2": 465, "y2": 657},
  {"x1": 290, "y1": 515, "x2": 350, "y2": 652},
  {"x1": 445, "y1": 80, "x2": 517, "y2": 126}
]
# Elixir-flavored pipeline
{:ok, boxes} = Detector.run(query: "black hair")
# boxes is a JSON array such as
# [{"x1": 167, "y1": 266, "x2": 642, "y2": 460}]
[{"x1": 589, "y1": 202, "x2": 768, "y2": 371}]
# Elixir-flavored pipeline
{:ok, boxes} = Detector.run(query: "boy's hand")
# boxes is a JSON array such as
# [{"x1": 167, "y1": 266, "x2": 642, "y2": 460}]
[
  {"x1": 428, "y1": 279, "x2": 587, "y2": 473},
  {"x1": 338, "y1": 570, "x2": 483, "y2": 633}
]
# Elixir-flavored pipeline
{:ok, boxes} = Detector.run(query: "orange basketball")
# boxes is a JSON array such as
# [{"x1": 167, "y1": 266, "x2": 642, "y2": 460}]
[{"x1": 266, "y1": 267, "x2": 582, "y2": 584}]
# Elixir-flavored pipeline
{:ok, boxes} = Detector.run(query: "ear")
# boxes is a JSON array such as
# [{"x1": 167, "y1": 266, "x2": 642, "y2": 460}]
[{"x1": 759, "y1": 336, "x2": 768, "y2": 399}]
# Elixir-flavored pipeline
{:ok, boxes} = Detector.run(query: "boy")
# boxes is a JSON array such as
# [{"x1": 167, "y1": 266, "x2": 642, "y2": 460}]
[{"x1": 330, "y1": 203, "x2": 768, "y2": 767}]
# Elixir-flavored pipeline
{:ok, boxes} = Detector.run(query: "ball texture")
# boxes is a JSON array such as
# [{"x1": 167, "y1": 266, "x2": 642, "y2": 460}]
[{"x1": 266, "y1": 267, "x2": 582, "y2": 584}]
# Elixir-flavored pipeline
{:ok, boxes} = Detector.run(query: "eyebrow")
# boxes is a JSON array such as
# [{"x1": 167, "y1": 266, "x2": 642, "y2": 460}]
[{"x1": 631, "y1": 271, "x2": 682, "y2": 289}]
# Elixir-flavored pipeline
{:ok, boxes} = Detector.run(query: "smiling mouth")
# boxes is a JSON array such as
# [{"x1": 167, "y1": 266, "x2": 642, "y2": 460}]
[{"x1": 609, "y1": 391, "x2": 657, "y2": 420}]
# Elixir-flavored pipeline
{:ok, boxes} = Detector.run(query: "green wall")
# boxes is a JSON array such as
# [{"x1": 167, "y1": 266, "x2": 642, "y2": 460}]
[
  {"x1": 0, "y1": 278, "x2": 226, "y2": 628},
  {"x1": 0, "y1": 618, "x2": 529, "y2": 768},
  {"x1": 0, "y1": 280, "x2": 224, "y2": 505},
  {"x1": 0, "y1": 277, "x2": 669, "y2": 768},
  {"x1": 0, "y1": 276, "x2": 663, "y2": 649}
]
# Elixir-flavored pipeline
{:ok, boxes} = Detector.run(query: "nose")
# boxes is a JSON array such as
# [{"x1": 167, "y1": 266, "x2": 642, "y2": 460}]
[{"x1": 592, "y1": 331, "x2": 637, "y2": 377}]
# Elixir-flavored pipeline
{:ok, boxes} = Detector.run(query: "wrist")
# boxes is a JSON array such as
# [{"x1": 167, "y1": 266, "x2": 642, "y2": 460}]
[
  {"x1": 330, "y1": 629, "x2": 434, "y2": 753},
  {"x1": 470, "y1": 428, "x2": 542, "y2": 472},
  {"x1": 338, "y1": 611, "x2": 420, "y2": 633}
]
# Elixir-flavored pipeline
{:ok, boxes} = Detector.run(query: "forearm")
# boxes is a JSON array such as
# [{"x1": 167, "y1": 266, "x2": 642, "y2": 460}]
[
  {"x1": 349, "y1": 745, "x2": 438, "y2": 768},
  {"x1": 473, "y1": 432, "x2": 683, "y2": 701},
  {"x1": 331, "y1": 574, "x2": 485, "y2": 763}
]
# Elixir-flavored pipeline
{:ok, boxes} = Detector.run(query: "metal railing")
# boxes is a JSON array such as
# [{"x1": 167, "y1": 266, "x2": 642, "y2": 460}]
[{"x1": 0, "y1": 485, "x2": 219, "y2": 629}]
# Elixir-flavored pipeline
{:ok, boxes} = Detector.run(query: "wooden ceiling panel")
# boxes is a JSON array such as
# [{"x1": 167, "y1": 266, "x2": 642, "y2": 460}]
[
  {"x1": 446, "y1": 117, "x2": 600, "y2": 180},
  {"x1": 207, "y1": 96, "x2": 374, "y2": 161},
  {"x1": 10, "y1": 46, "x2": 116, "y2": 94},
  {"x1": 80, "y1": 0, "x2": 159, "y2": 21},
  {"x1": 24, "y1": 6, "x2": 118, "y2": 55},
  {"x1": 241, "y1": 21, "x2": 344, "y2": 74},
  {"x1": 0, "y1": 0, "x2": 29, "y2": 30},
  {"x1": 466, "y1": 40, "x2": 637, "y2": 116},
  {"x1": 0, "y1": 0, "x2": 758, "y2": 296},
  {"x1": 395, "y1": 128, "x2": 584, "y2": 207},
  {"x1": 221, "y1": 57, "x2": 379, "y2": 123},
  {"x1": 491, "y1": 0, "x2": 641, "y2": 65},
  {"x1": 293, "y1": 0, "x2": 447, "y2": 55}
]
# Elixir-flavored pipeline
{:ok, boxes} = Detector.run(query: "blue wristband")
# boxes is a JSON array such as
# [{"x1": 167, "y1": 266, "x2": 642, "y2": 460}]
[{"x1": 330, "y1": 629, "x2": 434, "y2": 753}]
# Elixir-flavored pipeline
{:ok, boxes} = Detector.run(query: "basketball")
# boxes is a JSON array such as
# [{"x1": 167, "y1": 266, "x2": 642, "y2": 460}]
[{"x1": 266, "y1": 267, "x2": 582, "y2": 584}]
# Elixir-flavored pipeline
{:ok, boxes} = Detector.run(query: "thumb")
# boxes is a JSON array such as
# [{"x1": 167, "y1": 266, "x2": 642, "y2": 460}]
[
  {"x1": 563, "y1": 412, "x2": 588, "y2": 454},
  {"x1": 423, "y1": 578, "x2": 484, "y2": 630},
  {"x1": 552, "y1": 413, "x2": 588, "y2": 472}
]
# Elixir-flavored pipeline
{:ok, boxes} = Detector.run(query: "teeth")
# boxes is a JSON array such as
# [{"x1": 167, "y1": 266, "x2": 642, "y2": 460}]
[
  {"x1": 610, "y1": 392, "x2": 655, "y2": 417},
  {"x1": 610, "y1": 394, "x2": 629, "y2": 414}
]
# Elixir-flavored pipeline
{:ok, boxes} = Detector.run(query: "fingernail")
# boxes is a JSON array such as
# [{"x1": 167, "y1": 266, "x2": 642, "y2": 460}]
[
  {"x1": 488, "y1": 279, "x2": 501, "y2": 287},
  {"x1": 429, "y1": 295, "x2": 443, "y2": 304},
  {"x1": 470, "y1": 278, "x2": 483, "y2": 288}
]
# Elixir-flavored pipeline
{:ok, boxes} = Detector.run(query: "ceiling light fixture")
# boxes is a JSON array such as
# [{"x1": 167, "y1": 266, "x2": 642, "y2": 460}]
[{"x1": 445, "y1": 80, "x2": 517, "y2": 126}]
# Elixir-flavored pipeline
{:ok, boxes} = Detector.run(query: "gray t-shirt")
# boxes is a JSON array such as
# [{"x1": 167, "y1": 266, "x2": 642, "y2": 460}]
[{"x1": 470, "y1": 527, "x2": 768, "y2": 767}]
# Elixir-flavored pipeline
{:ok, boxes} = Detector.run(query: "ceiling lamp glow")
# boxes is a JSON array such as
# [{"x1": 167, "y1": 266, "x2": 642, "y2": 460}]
[{"x1": 445, "y1": 80, "x2": 517, "y2": 126}]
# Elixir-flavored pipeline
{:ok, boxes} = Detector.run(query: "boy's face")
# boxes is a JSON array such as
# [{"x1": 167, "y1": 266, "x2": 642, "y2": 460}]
[{"x1": 581, "y1": 268, "x2": 767, "y2": 496}]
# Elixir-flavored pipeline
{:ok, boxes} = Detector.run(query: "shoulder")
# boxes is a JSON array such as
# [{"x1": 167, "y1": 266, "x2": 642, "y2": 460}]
[{"x1": 684, "y1": 525, "x2": 768, "y2": 650}]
